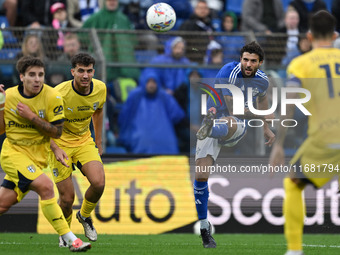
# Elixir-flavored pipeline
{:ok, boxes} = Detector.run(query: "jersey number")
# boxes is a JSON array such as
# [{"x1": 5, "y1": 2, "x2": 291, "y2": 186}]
[{"x1": 319, "y1": 63, "x2": 340, "y2": 98}]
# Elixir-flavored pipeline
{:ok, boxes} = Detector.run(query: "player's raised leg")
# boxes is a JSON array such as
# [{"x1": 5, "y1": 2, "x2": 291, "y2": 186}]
[
  {"x1": 76, "y1": 160, "x2": 105, "y2": 242},
  {"x1": 283, "y1": 178, "x2": 305, "y2": 255}
]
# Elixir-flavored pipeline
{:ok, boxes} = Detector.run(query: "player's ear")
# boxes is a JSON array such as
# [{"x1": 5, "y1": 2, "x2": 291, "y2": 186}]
[
  {"x1": 306, "y1": 31, "x2": 313, "y2": 42},
  {"x1": 70, "y1": 68, "x2": 75, "y2": 77},
  {"x1": 332, "y1": 31, "x2": 338, "y2": 41},
  {"x1": 19, "y1": 74, "x2": 24, "y2": 82}
]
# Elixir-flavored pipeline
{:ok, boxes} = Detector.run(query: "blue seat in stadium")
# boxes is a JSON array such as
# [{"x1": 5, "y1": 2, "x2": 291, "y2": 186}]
[
  {"x1": 0, "y1": 15, "x2": 17, "y2": 44},
  {"x1": 226, "y1": 0, "x2": 244, "y2": 15}
]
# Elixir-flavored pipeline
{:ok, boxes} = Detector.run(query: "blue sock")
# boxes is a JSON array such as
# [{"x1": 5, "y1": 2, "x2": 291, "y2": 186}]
[
  {"x1": 194, "y1": 180, "x2": 209, "y2": 220},
  {"x1": 210, "y1": 123, "x2": 229, "y2": 138}
]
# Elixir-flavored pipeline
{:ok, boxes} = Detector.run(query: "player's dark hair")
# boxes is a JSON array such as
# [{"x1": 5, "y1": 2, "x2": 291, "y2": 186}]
[
  {"x1": 240, "y1": 41, "x2": 264, "y2": 62},
  {"x1": 71, "y1": 53, "x2": 95, "y2": 68},
  {"x1": 310, "y1": 10, "x2": 336, "y2": 39},
  {"x1": 16, "y1": 56, "x2": 45, "y2": 74}
]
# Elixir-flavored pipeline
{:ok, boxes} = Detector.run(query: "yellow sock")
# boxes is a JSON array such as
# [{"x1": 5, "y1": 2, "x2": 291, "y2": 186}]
[
  {"x1": 40, "y1": 197, "x2": 70, "y2": 236},
  {"x1": 283, "y1": 178, "x2": 305, "y2": 251},
  {"x1": 65, "y1": 212, "x2": 73, "y2": 227},
  {"x1": 80, "y1": 197, "x2": 97, "y2": 218}
]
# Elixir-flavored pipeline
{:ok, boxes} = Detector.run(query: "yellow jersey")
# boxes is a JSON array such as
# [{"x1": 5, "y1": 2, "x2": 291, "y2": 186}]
[
  {"x1": 54, "y1": 79, "x2": 106, "y2": 147},
  {"x1": 3, "y1": 84, "x2": 64, "y2": 168},
  {"x1": 287, "y1": 47, "x2": 340, "y2": 146}
]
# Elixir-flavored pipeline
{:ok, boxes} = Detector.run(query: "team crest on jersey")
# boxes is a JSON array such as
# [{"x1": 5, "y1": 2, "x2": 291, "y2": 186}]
[
  {"x1": 38, "y1": 109, "x2": 45, "y2": 118},
  {"x1": 53, "y1": 168, "x2": 59, "y2": 177},
  {"x1": 93, "y1": 102, "x2": 99, "y2": 110},
  {"x1": 27, "y1": 165, "x2": 36, "y2": 173},
  {"x1": 252, "y1": 87, "x2": 259, "y2": 97}
]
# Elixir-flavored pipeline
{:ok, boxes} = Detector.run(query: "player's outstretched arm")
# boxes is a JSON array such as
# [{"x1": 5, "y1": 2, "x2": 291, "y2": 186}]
[
  {"x1": 269, "y1": 91, "x2": 298, "y2": 167},
  {"x1": 0, "y1": 84, "x2": 6, "y2": 135},
  {"x1": 16, "y1": 102, "x2": 63, "y2": 139},
  {"x1": 92, "y1": 107, "x2": 104, "y2": 155}
]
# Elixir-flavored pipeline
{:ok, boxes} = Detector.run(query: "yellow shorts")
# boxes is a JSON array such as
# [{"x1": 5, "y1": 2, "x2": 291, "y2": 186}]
[
  {"x1": 0, "y1": 141, "x2": 44, "y2": 202},
  {"x1": 290, "y1": 138, "x2": 340, "y2": 189},
  {"x1": 50, "y1": 139, "x2": 103, "y2": 183}
]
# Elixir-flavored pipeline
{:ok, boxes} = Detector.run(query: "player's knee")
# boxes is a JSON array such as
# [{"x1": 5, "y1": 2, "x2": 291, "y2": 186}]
[
  {"x1": 59, "y1": 195, "x2": 75, "y2": 209},
  {"x1": 91, "y1": 180, "x2": 105, "y2": 194},
  {"x1": 37, "y1": 181, "x2": 55, "y2": 199},
  {"x1": 0, "y1": 202, "x2": 11, "y2": 214}
]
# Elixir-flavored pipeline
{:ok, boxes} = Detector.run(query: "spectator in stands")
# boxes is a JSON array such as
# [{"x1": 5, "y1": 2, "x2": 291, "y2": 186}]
[
  {"x1": 0, "y1": 0, "x2": 17, "y2": 26},
  {"x1": 201, "y1": 40, "x2": 223, "y2": 79},
  {"x1": 50, "y1": 2, "x2": 71, "y2": 49},
  {"x1": 288, "y1": 0, "x2": 327, "y2": 33},
  {"x1": 67, "y1": 0, "x2": 103, "y2": 28},
  {"x1": 144, "y1": 36, "x2": 191, "y2": 95},
  {"x1": 332, "y1": 0, "x2": 340, "y2": 32},
  {"x1": 118, "y1": 71, "x2": 185, "y2": 154},
  {"x1": 179, "y1": 0, "x2": 215, "y2": 63},
  {"x1": 21, "y1": 0, "x2": 67, "y2": 28},
  {"x1": 279, "y1": 9, "x2": 300, "y2": 52},
  {"x1": 217, "y1": 11, "x2": 245, "y2": 64},
  {"x1": 16, "y1": 34, "x2": 48, "y2": 61},
  {"x1": 57, "y1": 33, "x2": 81, "y2": 61},
  {"x1": 281, "y1": 34, "x2": 312, "y2": 68},
  {"x1": 241, "y1": 0, "x2": 285, "y2": 33},
  {"x1": 278, "y1": 8, "x2": 301, "y2": 74},
  {"x1": 46, "y1": 33, "x2": 82, "y2": 86},
  {"x1": 82, "y1": 0, "x2": 140, "y2": 82}
]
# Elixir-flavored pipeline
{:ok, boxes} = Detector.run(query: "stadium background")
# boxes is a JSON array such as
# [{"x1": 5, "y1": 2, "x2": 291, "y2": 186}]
[{"x1": 0, "y1": 0, "x2": 339, "y2": 235}]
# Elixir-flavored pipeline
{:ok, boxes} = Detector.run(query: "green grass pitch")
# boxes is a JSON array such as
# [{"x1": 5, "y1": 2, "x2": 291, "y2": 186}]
[{"x1": 1, "y1": 233, "x2": 340, "y2": 255}]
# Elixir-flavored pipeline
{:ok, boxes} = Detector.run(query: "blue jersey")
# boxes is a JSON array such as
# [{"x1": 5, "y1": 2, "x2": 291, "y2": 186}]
[{"x1": 207, "y1": 62, "x2": 269, "y2": 118}]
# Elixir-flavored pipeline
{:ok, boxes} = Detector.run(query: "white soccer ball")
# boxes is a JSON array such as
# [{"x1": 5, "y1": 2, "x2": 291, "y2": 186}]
[
  {"x1": 193, "y1": 221, "x2": 216, "y2": 235},
  {"x1": 146, "y1": 3, "x2": 176, "y2": 32}
]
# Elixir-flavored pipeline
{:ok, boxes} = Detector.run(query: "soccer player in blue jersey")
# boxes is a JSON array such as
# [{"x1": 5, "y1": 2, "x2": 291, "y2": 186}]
[{"x1": 194, "y1": 41, "x2": 275, "y2": 248}]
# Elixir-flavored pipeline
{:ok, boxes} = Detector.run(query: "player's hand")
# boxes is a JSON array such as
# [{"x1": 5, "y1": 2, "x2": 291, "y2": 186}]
[
  {"x1": 17, "y1": 102, "x2": 35, "y2": 120},
  {"x1": 208, "y1": 107, "x2": 217, "y2": 115},
  {"x1": 264, "y1": 127, "x2": 275, "y2": 147},
  {"x1": 269, "y1": 144, "x2": 285, "y2": 167},
  {"x1": 53, "y1": 147, "x2": 70, "y2": 168}
]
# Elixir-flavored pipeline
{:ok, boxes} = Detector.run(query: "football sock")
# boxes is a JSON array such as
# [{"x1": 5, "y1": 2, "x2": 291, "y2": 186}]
[
  {"x1": 62, "y1": 231, "x2": 77, "y2": 246},
  {"x1": 40, "y1": 197, "x2": 70, "y2": 236},
  {"x1": 200, "y1": 219, "x2": 209, "y2": 229},
  {"x1": 65, "y1": 212, "x2": 73, "y2": 227},
  {"x1": 210, "y1": 123, "x2": 229, "y2": 139},
  {"x1": 80, "y1": 197, "x2": 97, "y2": 218},
  {"x1": 194, "y1": 180, "x2": 209, "y2": 225},
  {"x1": 284, "y1": 178, "x2": 304, "y2": 251}
]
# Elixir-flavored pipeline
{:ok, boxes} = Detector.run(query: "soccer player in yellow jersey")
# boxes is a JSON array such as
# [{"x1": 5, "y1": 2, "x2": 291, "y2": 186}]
[
  {"x1": 269, "y1": 11, "x2": 340, "y2": 255},
  {"x1": 0, "y1": 56, "x2": 91, "y2": 252},
  {"x1": 50, "y1": 53, "x2": 106, "y2": 246}
]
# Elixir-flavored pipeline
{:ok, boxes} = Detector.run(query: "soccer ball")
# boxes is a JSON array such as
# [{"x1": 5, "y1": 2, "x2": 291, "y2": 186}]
[
  {"x1": 146, "y1": 3, "x2": 176, "y2": 32},
  {"x1": 193, "y1": 221, "x2": 216, "y2": 235}
]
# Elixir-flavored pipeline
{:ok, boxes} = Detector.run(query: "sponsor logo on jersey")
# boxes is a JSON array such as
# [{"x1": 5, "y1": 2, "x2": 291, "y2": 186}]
[
  {"x1": 8, "y1": 120, "x2": 34, "y2": 129},
  {"x1": 67, "y1": 107, "x2": 74, "y2": 112},
  {"x1": 53, "y1": 105, "x2": 63, "y2": 116},
  {"x1": 77, "y1": 106, "x2": 90, "y2": 111}
]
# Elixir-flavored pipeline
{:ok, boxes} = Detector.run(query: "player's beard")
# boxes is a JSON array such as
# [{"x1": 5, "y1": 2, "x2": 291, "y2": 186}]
[{"x1": 241, "y1": 65, "x2": 258, "y2": 78}]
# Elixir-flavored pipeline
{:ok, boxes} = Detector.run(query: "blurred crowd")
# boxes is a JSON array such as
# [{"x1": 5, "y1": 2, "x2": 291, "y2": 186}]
[{"x1": 0, "y1": 0, "x2": 339, "y2": 155}]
